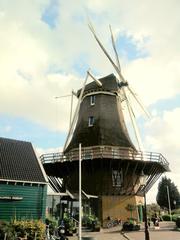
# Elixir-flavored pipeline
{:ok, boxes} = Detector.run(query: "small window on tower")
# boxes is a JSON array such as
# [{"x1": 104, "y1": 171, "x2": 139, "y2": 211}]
[
  {"x1": 112, "y1": 169, "x2": 123, "y2": 187},
  {"x1": 90, "y1": 95, "x2": 95, "y2": 105},
  {"x1": 88, "y1": 116, "x2": 94, "y2": 127}
]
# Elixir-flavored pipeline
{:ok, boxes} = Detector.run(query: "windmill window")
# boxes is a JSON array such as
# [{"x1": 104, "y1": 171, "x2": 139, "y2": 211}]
[
  {"x1": 90, "y1": 95, "x2": 95, "y2": 105},
  {"x1": 112, "y1": 169, "x2": 123, "y2": 187},
  {"x1": 88, "y1": 116, "x2": 94, "y2": 127}
]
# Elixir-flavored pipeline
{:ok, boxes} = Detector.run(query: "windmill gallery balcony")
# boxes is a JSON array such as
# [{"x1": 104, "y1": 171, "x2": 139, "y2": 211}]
[
  {"x1": 40, "y1": 145, "x2": 168, "y2": 168},
  {"x1": 40, "y1": 145, "x2": 169, "y2": 196}
]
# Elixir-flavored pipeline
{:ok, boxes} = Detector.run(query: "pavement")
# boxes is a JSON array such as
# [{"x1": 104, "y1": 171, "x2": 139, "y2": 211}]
[
  {"x1": 124, "y1": 221, "x2": 180, "y2": 240},
  {"x1": 68, "y1": 226, "x2": 126, "y2": 240},
  {"x1": 68, "y1": 221, "x2": 180, "y2": 240}
]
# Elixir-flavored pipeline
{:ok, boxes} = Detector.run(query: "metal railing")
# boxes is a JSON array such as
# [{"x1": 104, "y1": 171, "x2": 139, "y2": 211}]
[{"x1": 40, "y1": 145, "x2": 169, "y2": 169}]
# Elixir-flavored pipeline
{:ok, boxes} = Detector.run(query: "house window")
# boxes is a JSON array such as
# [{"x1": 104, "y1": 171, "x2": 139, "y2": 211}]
[
  {"x1": 90, "y1": 95, "x2": 95, "y2": 105},
  {"x1": 88, "y1": 116, "x2": 94, "y2": 127}
]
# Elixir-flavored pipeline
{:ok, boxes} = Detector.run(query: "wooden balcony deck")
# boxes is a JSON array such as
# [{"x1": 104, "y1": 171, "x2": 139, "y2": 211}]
[{"x1": 40, "y1": 145, "x2": 169, "y2": 171}]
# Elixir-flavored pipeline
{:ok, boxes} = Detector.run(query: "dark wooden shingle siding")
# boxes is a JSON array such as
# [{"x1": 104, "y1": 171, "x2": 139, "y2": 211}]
[{"x1": 0, "y1": 138, "x2": 46, "y2": 183}]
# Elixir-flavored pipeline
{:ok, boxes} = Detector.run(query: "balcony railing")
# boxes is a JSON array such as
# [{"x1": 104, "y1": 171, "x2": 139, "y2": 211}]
[{"x1": 40, "y1": 145, "x2": 169, "y2": 170}]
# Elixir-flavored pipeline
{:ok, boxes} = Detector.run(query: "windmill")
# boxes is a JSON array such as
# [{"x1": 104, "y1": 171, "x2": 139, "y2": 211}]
[
  {"x1": 41, "y1": 23, "x2": 169, "y2": 224},
  {"x1": 63, "y1": 22, "x2": 150, "y2": 152}
]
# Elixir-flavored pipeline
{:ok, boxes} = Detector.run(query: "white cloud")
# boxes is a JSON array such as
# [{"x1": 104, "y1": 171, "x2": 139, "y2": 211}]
[
  {"x1": 35, "y1": 146, "x2": 63, "y2": 157},
  {"x1": 144, "y1": 108, "x2": 180, "y2": 202},
  {"x1": 0, "y1": 0, "x2": 180, "y2": 201},
  {"x1": 1, "y1": 0, "x2": 180, "y2": 131}
]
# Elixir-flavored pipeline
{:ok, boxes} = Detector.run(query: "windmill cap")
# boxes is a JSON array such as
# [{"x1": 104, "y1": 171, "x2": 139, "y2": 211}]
[{"x1": 77, "y1": 73, "x2": 119, "y2": 97}]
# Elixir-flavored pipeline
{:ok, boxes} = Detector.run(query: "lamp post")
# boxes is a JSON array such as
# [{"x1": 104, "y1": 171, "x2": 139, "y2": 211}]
[
  {"x1": 139, "y1": 171, "x2": 150, "y2": 240},
  {"x1": 166, "y1": 185, "x2": 172, "y2": 221}
]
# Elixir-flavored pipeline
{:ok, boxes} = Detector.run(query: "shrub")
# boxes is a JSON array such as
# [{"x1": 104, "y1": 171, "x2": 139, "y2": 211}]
[
  {"x1": 161, "y1": 215, "x2": 171, "y2": 221},
  {"x1": 0, "y1": 220, "x2": 45, "y2": 240},
  {"x1": 176, "y1": 216, "x2": 180, "y2": 228},
  {"x1": 82, "y1": 215, "x2": 100, "y2": 231},
  {"x1": 162, "y1": 214, "x2": 180, "y2": 222},
  {"x1": 122, "y1": 222, "x2": 140, "y2": 231},
  {"x1": 0, "y1": 221, "x2": 15, "y2": 240},
  {"x1": 172, "y1": 214, "x2": 180, "y2": 222}
]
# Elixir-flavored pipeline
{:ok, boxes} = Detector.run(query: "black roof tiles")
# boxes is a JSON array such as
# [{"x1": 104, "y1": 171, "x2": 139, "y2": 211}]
[{"x1": 0, "y1": 137, "x2": 47, "y2": 183}]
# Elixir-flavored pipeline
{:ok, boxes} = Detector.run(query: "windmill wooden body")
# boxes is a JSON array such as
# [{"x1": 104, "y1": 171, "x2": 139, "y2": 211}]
[{"x1": 41, "y1": 25, "x2": 169, "y2": 223}]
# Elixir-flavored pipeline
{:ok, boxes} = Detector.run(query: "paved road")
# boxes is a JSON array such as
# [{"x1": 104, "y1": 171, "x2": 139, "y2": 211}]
[
  {"x1": 68, "y1": 222, "x2": 180, "y2": 240},
  {"x1": 68, "y1": 226, "x2": 125, "y2": 240},
  {"x1": 126, "y1": 229, "x2": 180, "y2": 240},
  {"x1": 125, "y1": 221, "x2": 180, "y2": 240}
]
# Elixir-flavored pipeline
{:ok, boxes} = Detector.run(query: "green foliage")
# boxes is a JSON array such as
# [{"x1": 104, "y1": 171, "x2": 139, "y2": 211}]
[
  {"x1": 162, "y1": 214, "x2": 171, "y2": 221},
  {"x1": 156, "y1": 176, "x2": 180, "y2": 210},
  {"x1": 63, "y1": 217, "x2": 76, "y2": 235},
  {"x1": 176, "y1": 216, "x2": 180, "y2": 228},
  {"x1": 45, "y1": 218, "x2": 57, "y2": 236},
  {"x1": 161, "y1": 214, "x2": 180, "y2": 222},
  {"x1": 82, "y1": 215, "x2": 100, "y2": 231},
  {"x1": 146, "y1": 203, "x2": 161, "y2": 220},
  {"x1": 147, "y1": 203, "x2": 161, "y2": 214},
  {"x1": 122, "y1": 222, "x2": 140, "y2": 231},
  {"x1": 0, "y1": 220, "x2": 45, "y2": 240},
  {"x1": 0, "y1": 221, "x2": 15, "y2": 240},
  {"x1": 172, "y1": 215, "x2": 180, "y2": 222},
  {"x1": 172, "y1": 208, "x2": 180, "y2": 215}
]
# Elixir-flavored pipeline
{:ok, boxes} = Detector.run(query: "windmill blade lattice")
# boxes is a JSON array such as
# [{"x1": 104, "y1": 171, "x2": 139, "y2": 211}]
[{"x1": 88, "y1": 21, "x2": 150, "y2": 150}]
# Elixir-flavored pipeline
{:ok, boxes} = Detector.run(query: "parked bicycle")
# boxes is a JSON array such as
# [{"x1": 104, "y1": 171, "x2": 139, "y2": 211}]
[{"x1": 106, "y1": 217, "x2": 120, "y2": 228}]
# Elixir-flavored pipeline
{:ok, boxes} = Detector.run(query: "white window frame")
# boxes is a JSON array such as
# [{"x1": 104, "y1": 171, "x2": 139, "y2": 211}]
[
  {"x1": 90, "y1": 95, "x2": 95, "y2": 106},
  {"x1": 88, "y1": 116, "x2": 94, "y2": 127}
]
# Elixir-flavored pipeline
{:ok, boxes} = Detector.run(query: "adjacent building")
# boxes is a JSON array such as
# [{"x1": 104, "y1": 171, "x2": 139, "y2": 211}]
[{"x1": 0, "y1": 137, "x2": 48, "y2": 221}]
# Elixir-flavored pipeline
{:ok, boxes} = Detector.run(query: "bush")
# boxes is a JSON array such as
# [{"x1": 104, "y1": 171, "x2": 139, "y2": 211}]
[
  {"x1": 172, "y1": 214, "x2": 180, "y2": 222},
  {"x1": 161, "y1": 215, "x2": 171, "y2": 221},
  {"x1": 0, "y1": 221, "x2": 15, "y2": 240},
  {"x1": 122, "y1": 222, "x2": 140, "y2": 231},
  {"x1": 0, "y1": 220, "x2": 45, "y2": 240},
  {"x1": 176, "y1": 217, "x2": 180, "y2": 228},
  {"x1": 45, "y1": 218, "x2": 57, "y2": 235},
  {"x1": 63, "y1": 217, "x2": 76, "y2": 236},
  {"x1": 162, "y1": 214, "x2": 180, "y2": 222},
  {"x1": 82, "y1": 215, "x2": 100, "y2": 231}
]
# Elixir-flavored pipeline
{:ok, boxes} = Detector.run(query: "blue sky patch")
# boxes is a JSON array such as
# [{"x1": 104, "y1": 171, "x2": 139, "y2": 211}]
[
  {"x1": 115, "y1": 34, "x2": 149, "y2": 61},
  {"x1": 72, "y1": 53, "x2": 91, "y2": 77},
  {"x1": 0, "y1": 114, "x2": 66, "y2": 150},
  {"x1": 41, "y1": 0, "x2": 59, "y2": 29},
  {"x1": 150, "y1": 94, "x2": 180, "y2": 113},
  {"x1": 46, "y1": 64, "x2": 64, "y2": 75}
]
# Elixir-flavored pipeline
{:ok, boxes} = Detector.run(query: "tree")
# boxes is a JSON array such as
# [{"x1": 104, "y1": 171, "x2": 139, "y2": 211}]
[
  {"x1": 147, "y1": 203, "x2": 161, "y2": 216},
  {"x1": 156, "y1": 176, "x2": 180, "y2": 210}
]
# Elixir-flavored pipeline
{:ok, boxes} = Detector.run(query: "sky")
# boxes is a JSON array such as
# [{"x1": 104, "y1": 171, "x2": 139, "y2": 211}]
[{"x1": 0, "y1": 0, "x2": 180, "y2": 203}]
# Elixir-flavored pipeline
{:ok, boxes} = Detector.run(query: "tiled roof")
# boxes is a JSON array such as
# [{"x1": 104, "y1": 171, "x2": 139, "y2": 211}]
[{"x1": 0, "y1": 137, "x2": 47, "y2": 183}]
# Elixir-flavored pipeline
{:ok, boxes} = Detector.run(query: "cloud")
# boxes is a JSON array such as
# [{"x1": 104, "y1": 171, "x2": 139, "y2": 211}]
[
  {"x1": 146, "y1": 108, "x2": 180, "y2": 161},
  {"x1": 0, "y1": 0, "x2": 180, "y2": 201},
  {"x1": 144, "y1": 108, "x2": 180, "y2": 202},
  {"x1": 1, "y1": 0, "x2": 180, "y2": 130},
  {"x1": 35, "y1": 146, "x2": 62, "y2": 157}
]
